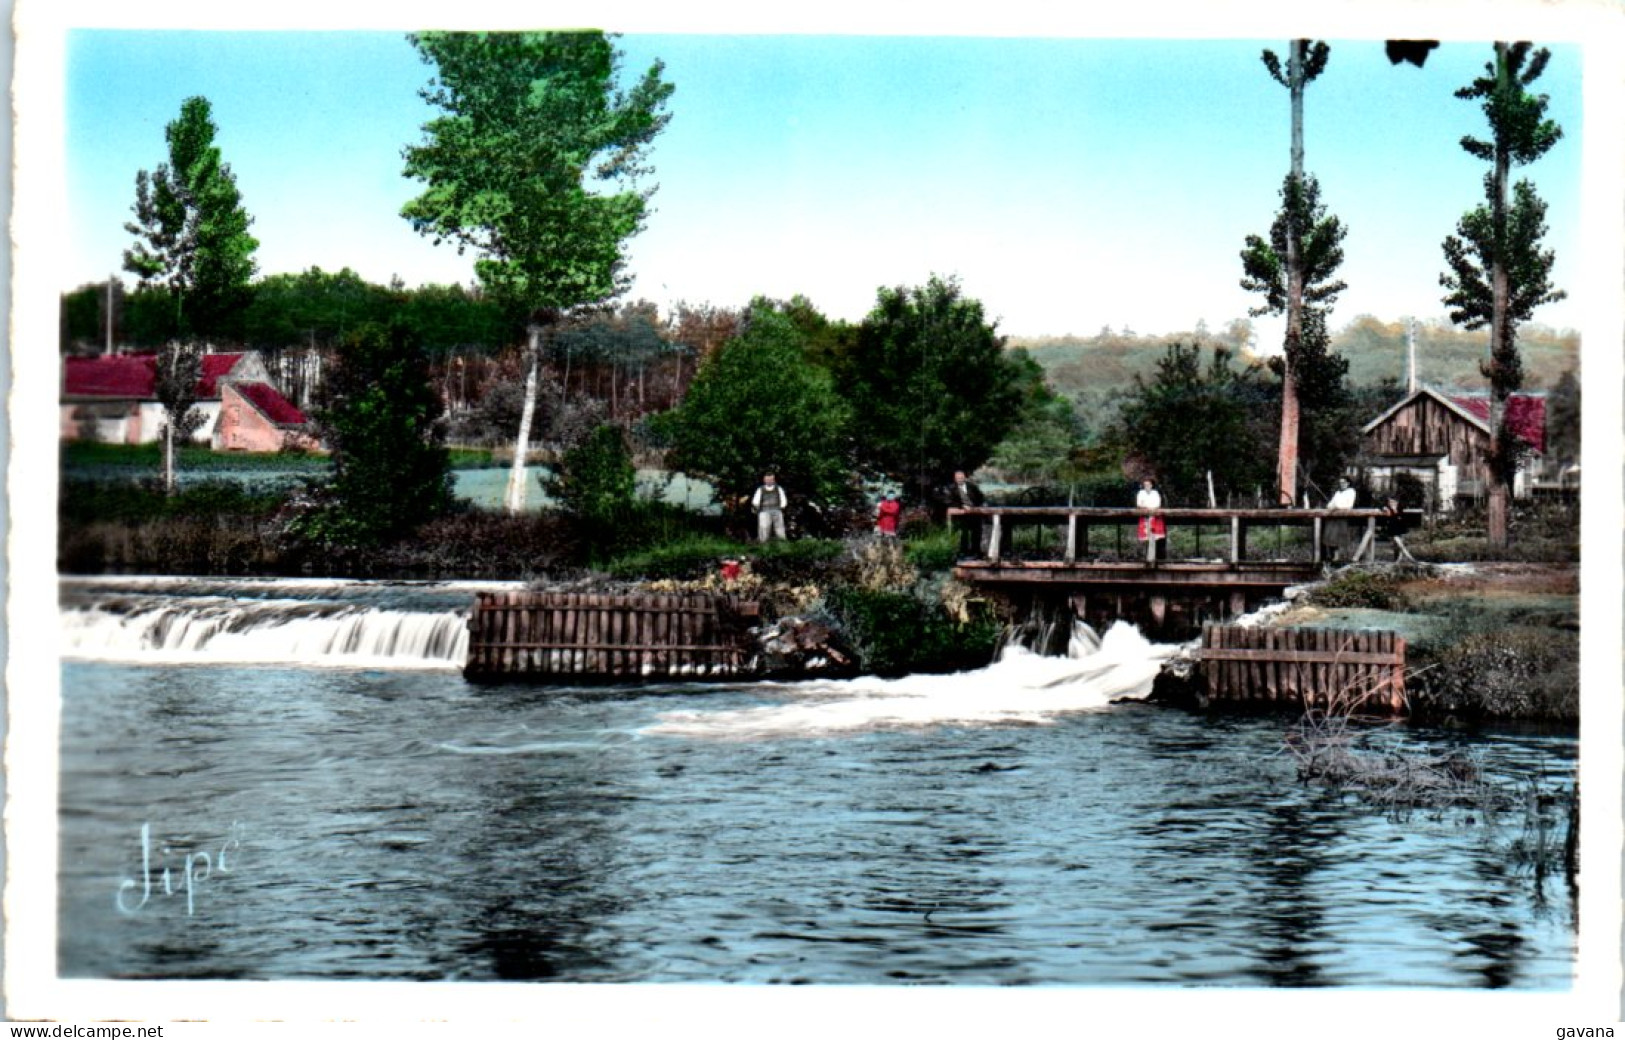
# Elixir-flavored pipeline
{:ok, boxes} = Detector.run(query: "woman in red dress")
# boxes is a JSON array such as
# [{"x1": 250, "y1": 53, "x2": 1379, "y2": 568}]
[{"x1": 1136, "y1": 478, "x2": 1166, "y2": 558}]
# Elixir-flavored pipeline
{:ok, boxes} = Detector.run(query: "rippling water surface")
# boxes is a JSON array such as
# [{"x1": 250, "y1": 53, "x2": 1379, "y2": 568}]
[{"x1": 57, "y1": 581, "x2": 1576, "y2": 987}]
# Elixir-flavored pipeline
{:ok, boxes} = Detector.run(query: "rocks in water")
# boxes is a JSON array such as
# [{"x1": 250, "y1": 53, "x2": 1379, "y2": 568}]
[{"x1": 755, "y1": 615, "x2": 855, "y2": 677}]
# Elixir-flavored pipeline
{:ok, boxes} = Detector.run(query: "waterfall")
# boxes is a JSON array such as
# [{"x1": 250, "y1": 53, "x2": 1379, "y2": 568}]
[
  {"x1": 59, "y1": 579, "x2": 481, "y2": 669},
  {"x1": 649, "y1": 620, "x2": 1181, "y2": 740},
  {"x1": 999, "y1": 605, "x2": 1103, "y2": 660}
]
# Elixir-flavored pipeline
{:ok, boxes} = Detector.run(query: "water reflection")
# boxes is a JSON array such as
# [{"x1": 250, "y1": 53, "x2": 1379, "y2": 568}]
[
  {"x1": 1240, "y1": 798, "x2": 1341, "y2": 987},
  {"x1": 57, "y1": 659, "x2": 1577, "y2": 987}
]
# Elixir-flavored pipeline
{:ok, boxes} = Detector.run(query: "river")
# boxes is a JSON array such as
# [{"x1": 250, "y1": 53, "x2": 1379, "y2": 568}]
[{"x1": 55, "y1": 577, "x2": 1576, "y2": 987}]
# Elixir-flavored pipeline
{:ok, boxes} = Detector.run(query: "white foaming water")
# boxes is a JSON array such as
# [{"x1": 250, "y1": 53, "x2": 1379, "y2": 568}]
[
  {"x1": 647, "y1": 620, "x2": 1179, "y2": 740},
  {"x1": 60, "y1": 600, "x2": 469, "y2": 670}
]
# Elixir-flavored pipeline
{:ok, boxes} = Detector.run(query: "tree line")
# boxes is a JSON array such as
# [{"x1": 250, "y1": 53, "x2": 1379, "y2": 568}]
[{"x1": 73, "y1": 32, "x2": 1569, "y2": 551}]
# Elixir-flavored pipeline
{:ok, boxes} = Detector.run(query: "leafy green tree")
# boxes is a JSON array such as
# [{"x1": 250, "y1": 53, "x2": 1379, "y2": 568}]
[
  {"x1": 122, "y1": 96, "x2": 259, "y2": 343},
  {"x1": 1245, "y1": 40, "x2": 1337, "y2": 506},
  {"x1": 305, "y1": 321, "x2": 453, "y2": 546},
  {"x1": 399, "y1": 282, "x2": 509, "y2": 355},
  {"x1": 1440, "y1": 41, "x2": 1565, "y2": 545},
  {"x1": 544, "y1": 422, "x2": 638, "y2": 559},
  {"x1": 401, "y1": 31, "x2": 673, "y2": 514},
  {"x1": 654, "y1": 299, "x2": 853, "y2": 514},
  {"x1": 243, "y1": 267, "x2": 395, "y2": 352},
  {"x1": 838, "y1": 276, "x2": 1025, "y2": 501},
  {"x1": 545, "y1": 423, "x2": 636, "y2": 522},
  {"x1": 1113, "y1": 342, "x2": 1275, "y2": 505},
  {"x1": 59, "y1": 283, "x2": 107, "y2": 352},
  {"x1": 1546, "y1": 368, "x2": 1579, "y2": 468}
]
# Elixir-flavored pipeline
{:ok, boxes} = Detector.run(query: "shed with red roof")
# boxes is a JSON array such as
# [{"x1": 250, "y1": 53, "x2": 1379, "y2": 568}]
[{"x1": 1358, "y1": 385, "x2": 1548, "y2": 509}]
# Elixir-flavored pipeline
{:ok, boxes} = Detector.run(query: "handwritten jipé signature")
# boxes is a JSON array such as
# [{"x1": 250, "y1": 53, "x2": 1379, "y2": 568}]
[{"x1": 116, "y1": 821, "x2": 244, "y2": 916}]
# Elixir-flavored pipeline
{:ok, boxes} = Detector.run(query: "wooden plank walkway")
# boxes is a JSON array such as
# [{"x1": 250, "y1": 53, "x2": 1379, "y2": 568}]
[
  {"x1": 1198, "y1": 625, "x2": 1406, "y2": 713},
  {"x1": 464, "y1": 591, "x2": 760, "y2": 682},
  {"x1": 949, "y1": 505, "x2": 1385, "y2": 566}
]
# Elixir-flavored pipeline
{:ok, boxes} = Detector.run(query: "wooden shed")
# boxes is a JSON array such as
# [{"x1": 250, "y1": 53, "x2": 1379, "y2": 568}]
[{"x1": 1358, "y1": 386, "x2": 1546, "y2": 509}]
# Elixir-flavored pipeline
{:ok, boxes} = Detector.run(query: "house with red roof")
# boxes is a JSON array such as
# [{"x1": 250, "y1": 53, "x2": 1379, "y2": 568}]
[
  {"x1": 1358, "y1": 385, "x2": 1548, "y2": 509},
  {"x1": 61, "y1": 351, "x2": 318, "y2": 452}
]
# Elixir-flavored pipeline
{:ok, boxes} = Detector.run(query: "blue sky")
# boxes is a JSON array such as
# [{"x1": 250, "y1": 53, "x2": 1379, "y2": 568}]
[{"x1": 62, "y1": 30, "x2": 1585, "y2": 340}]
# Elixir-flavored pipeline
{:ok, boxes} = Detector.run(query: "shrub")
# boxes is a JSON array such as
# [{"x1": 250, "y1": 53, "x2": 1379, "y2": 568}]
[
  {"x1": 59, "y1": 478, "x2": 285, "y2": 526},
  {"x1": 365, "y1": 510, "x2": 578, "y2": 580},
  {"x1": 545, "y1": 423, "x2": 637, "y2": 527},
  {"x1": 59, "y1": 515, "x2": 285, "y2": 575},
  {"x1": 903, "y1": 527, "x2": 959, "y2": 574},
  {"x1": 1410, "y1": 625, "x2": 1579, "y2": 723},
  {"x1": 747, "y1": 538, "x2": 847, "y2": 582},
  {"x1": 842, "y1": 537, "x2": 918, "y2": 591},
  {"x1": 1308, "y1": 570, "x2": 1410, "y2": 610},
  {"x1": 823, "y1": 584, "x2": 1000, "y2": 676}
]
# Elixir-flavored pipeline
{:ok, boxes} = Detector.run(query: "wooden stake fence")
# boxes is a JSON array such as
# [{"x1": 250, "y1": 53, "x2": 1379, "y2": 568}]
[
  {"x1": 1198, "y1": 625, "x2": 1406, "y2": 713},
  {"x1": 464, "y1": 591, "x2": 759, "y2": 682}
]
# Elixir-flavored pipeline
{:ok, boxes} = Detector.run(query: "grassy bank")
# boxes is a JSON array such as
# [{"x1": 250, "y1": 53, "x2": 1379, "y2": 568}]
[{"x1": 1281, "y1": 563, "x2": 1579, "y2": 725}]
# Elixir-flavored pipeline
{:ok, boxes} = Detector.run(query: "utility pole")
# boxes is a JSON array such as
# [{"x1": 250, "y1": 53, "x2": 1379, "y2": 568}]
[{"x1": 1406, "y1": 317, "x2": 1417, "y2": 393}]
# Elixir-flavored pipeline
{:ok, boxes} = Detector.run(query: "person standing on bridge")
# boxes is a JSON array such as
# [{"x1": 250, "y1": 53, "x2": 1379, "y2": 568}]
[
  {"x1": 1324, "y1": 477, "x2": 1358, "y2": 562},
  {"x1": 1137, "y1": 477, "x2": 1167, "y2": 561},
  {"x1": 947, "y1": 470, "x2": 986, "y2": 557},
  {"x1": 752, "y1": 472, "x2": 789, "y2": 542},
  {"x1": 1328, "y1": 477, "x2": 1357, "y2": 510}
]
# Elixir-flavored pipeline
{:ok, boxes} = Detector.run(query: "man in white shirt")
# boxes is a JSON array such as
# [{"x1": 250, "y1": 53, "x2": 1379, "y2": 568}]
[{"x1": 752, "y1": 473, "x2": 788, "y2": 542}]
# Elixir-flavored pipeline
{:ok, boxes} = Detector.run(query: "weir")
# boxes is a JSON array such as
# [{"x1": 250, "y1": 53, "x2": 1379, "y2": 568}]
[{"x1": 59, "y1": 583, "x2": 471, "y2": 668}]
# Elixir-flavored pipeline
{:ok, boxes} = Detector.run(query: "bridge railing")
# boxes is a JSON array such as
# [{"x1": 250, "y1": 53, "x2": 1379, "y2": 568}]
[{"x1": 946, "y1": 506, "x2": 1387, "y2": 565}]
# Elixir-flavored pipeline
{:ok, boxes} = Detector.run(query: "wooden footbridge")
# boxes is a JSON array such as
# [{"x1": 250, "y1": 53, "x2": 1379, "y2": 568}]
[{"x1": 950, "y1": 505, "x2": 1387, "y2": 633}]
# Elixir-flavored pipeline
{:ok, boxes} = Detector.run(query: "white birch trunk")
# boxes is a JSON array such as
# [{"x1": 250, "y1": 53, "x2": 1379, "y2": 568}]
[{"x1": 503, "y1": 325, "x2": 544, "y2": 514}]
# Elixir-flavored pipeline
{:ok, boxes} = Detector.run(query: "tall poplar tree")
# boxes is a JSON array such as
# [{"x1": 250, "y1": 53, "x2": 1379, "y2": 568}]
[
  {"x1": 1440, "y1": 41, "x2": 1565, "y2": 546},
  {"x1": 1240, "y1": 173, "x2": 1348, "y2": 500},
  {"x1": 1243, "y1": 40, "x2": 1335, "y2": 507},
  {"x1": 123, "y1": 95, "x2": 257, "y2": 492},
  {"x1": 123, "y1": 95, "x2": 259, "y2": 344},
  {"x1": 401, "y1": 31, "x2": 673, "y2": 513}
]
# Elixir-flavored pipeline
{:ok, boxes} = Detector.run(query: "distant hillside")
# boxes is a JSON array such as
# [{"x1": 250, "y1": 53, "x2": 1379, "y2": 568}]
[
  {"x1": 1328, "y1": 316, "x2": 1579, "y2": 390},
  {"x1": 1012, "y1": 316, "x2": 1580, "y2": 427}
]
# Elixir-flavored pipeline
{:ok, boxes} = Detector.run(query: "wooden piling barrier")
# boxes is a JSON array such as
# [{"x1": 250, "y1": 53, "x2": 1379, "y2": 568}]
[
  {"x1": 1198, "y1": 624, "x2": 1406, "y2": 713},
  {"x1": 464, "y1": 591, "x2": 760, "y2": 682}
]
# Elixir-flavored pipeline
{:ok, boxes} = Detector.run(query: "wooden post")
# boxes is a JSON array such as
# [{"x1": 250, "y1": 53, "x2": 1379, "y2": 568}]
[
  {"x1": 1230, "y1": 516, "x2": 1244, "y2": 564},
  {"x1": 989, "y1": 514, "x2": 1002, "y2": 562},
  {"x1": 1392, "y1": 635, "x2": 1407, "y2": 711},
  {"x1": 1065, "y1": 514, "x2": 1078, "y2": 563},
  {"x1": 1312, "y1": 517, "x2": 1323, "y2": 563}
]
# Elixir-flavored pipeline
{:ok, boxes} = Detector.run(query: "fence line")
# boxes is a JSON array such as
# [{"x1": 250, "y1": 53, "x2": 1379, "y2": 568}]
[
  {"x1": 464, "y1": 591, "x2": 759, "y2": 681},
  {"x1": 1199, "y1": 624, "x2": 1406, "y2": 712}
]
